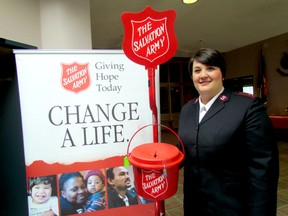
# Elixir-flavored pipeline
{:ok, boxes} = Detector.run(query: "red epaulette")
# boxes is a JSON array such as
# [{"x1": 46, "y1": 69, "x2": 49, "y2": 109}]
[{"x1": 235, "y1": 91, "x2": 256, "y2": 99}]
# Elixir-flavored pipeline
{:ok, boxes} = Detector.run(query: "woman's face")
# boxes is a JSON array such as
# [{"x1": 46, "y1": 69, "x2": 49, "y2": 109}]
[
  {"x1": 61, "y1": 176, "x2": 88, "y2": 205},
  {"x1": 87, "y1": 175, "x2": 104, "y2": 194},
  {"x1": 192, "y1": 60, "x2": 223, "y2": 101}
]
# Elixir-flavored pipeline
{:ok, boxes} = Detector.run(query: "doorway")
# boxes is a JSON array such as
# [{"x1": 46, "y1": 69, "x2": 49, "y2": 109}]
[{"x1": 159, "y1": 57, "x2": 198, "y2": 129}]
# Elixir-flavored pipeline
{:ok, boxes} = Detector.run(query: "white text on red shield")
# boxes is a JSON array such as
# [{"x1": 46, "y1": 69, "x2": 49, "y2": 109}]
[
  {"x1": 62, "y1": 62, "x2": 90, "y2": 93},
  {"x1": 142, "y1": 170, "x2": 168, "y2": 198},
  {"x1": 133, "y1": 21, "x2": 166, "y2": 57}
]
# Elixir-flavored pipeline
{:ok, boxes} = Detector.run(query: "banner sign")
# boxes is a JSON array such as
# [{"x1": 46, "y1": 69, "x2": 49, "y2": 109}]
[{"x1": 14, "y1": 50, "x2": 159, "y2": 216}]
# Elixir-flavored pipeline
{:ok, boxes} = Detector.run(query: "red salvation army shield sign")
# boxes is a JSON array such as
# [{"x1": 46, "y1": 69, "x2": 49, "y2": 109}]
[
  {"x1": 131, "y1": 17, "x2": 168, "y2": 63},
  {"x1": 121, "y1": 6, "x2": 178, "y2": 69},
  {"x1": 141, "y1": 169, "x2": 168, "y2": 199},
  {"x1": 61, "y1": 62, "x2": 90, "y2": 93}
]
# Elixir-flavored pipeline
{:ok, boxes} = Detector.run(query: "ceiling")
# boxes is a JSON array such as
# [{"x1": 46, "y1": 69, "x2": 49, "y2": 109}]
[{"x1": 90, "y1": 0, "x2": 288, "y2": 57}]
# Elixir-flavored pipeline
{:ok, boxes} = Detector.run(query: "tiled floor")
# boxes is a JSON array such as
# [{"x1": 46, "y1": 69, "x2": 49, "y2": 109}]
[{"x1": 160, "y1": 130, "x2": 288, "y2": 216}]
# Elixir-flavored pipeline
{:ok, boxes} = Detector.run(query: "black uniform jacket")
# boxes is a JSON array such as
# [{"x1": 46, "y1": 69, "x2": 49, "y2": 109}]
[{"x1": 178, "y1": 88, "x2": 279, "y2": 216}]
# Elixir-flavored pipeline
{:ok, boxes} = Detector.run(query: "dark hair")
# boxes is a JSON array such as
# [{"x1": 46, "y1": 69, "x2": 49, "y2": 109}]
[
  {"x1": 106, "y1": 168, "x2": 114, "y2": 180},
  {"x1": 59, "y1": 172, "x2": 84, "y2": 192},
  {"x1": 29, "y1": 176, "x2": 54, "y2": 190},
  {"x1": 188, "y1": 48, "x2": 226, "y2": 78},
  {"x1": 28, "y1": 175, "x2": 57, "y2": 196}
]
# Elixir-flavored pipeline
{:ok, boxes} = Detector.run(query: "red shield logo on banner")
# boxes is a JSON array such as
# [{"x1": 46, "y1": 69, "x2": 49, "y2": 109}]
[
  {"x1": 141, "y1": 169, "x2": 168, "y2": 199},
  {"x1": 122, "y1": 6, "x2": 178, "y2": 69},
  {"x1": 61, "y1": 62, "x2": 90, "y2": 93}
]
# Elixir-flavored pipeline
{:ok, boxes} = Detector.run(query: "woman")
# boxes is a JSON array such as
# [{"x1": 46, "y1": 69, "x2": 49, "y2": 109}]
[
  {"x1": 59, "y1": 172, "x2": 88, "y2": 215},
  {"x1": 178, "y1": 48, "x2": 279, "y2": 216}
]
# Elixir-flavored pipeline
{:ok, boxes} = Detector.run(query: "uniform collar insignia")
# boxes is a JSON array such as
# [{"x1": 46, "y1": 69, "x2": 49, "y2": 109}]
[{"x1": 218, "y1": 94, "x2": 229, "y2": 102}]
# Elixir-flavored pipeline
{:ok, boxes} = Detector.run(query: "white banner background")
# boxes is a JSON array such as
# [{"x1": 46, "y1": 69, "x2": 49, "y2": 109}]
[{"x1": 14, "y1": 50, "x2": 159, "y2": 166}]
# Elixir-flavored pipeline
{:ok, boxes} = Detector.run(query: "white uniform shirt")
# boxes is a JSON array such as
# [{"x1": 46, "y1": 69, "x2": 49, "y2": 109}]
[{"x1": 199, "y1": 87, "x2": 224, "y2": 123}]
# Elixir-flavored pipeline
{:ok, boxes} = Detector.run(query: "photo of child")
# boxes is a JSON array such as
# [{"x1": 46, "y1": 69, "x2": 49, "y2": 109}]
[
  {"x1": 84, "y1": 169, "x2": 106, "y2": 212},
  {"x1": 27, "y1": 175, "x2": 59, "y2": 216}
]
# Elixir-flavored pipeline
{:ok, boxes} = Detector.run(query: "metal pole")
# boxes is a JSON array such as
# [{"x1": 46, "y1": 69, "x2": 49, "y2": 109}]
[{"x1": 148, "y1": 67, "x2": 165, "y2": 216}]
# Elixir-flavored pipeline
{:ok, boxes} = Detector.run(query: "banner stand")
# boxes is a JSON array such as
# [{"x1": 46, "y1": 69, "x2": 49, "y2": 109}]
[{"x1": 14, "y1": 49, "x2": 159, "y2": 216}]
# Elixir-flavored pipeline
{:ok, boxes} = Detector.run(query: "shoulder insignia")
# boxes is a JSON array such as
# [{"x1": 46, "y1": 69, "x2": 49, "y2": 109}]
[
  {"x1": 218, "y1": 94, "x2": 229, "y2": 102},
  {"x1": 235, "y1": 91, "x2": 256, "y2": 99}
]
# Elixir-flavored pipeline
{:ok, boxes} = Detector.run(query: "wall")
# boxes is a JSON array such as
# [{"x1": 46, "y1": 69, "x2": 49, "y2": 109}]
[
  {"x1": 39, "y1": 0, "x2": 91, "y2": 49},
  {"x1": 0, "y1": 0, "x2": 91, "y2": 49},
  {"x1": 0, "y1": 0, "x2": 41, "y2": 48},
  {"x1": 225, "y1": 32, "x2": 288, "y2": 115}
]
